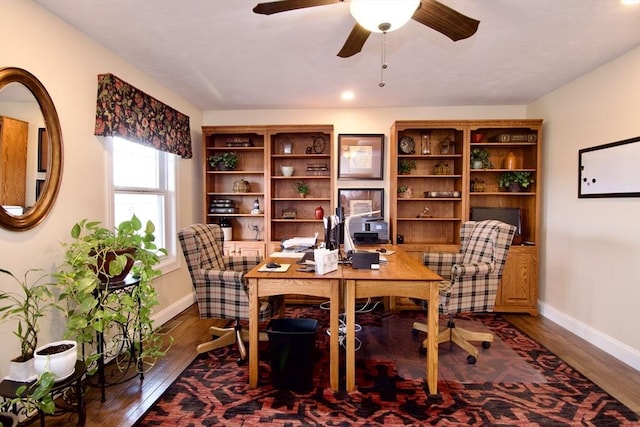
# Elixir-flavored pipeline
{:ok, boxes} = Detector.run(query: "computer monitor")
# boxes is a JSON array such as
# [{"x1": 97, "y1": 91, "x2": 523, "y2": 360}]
[{"x1": 470, "y1": 207, "x2": 522, "y2": 242}]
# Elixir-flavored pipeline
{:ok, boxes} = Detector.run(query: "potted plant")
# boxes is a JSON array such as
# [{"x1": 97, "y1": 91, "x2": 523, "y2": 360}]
[
  {"x1": 398, "y1": 159, "x2": 416, "y2": 175},
  {"x1": 296, "y1": 181, "x2": 309, "y2": 198},
  {"x1": 470, "y1": 148, "x2": 492, "y2": 169},
  {"x1": 0, "y1": 269, "x2": 61, "y2": 382},
  {"x1": 208, "y1": 151, "x2": 238, "y2": 171},
  {"x1": 54, "y1": 214, "x2": 171, "y2": 375},
  {"x1": 498, "y1": 171, "x2": 534, "y2": 192},
  {"x1": 397, "y1": 185, "x2": 413, "y2": 198}
]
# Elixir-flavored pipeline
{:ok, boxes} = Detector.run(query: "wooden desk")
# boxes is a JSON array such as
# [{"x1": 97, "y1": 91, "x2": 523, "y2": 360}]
[
  {"x1": 342, "y1": 247, "x2": 442, "y2": 395},
  {"x1": 245, "y1": 258, "x2": 342, "y2": 390}
]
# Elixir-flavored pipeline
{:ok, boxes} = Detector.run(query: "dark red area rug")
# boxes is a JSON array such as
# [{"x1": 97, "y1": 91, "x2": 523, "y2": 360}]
[{"x1": 136, "y1": 306, "x2": 638, "y2": 426}]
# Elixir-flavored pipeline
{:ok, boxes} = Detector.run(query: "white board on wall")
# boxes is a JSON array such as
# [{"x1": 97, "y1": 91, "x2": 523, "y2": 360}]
[{"x1": 578, "y1": 136, "x2": 640, "y2": 198}]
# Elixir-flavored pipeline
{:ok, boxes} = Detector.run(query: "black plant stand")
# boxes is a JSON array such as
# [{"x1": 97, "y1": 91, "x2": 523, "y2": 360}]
[
  {"x1": 86, "y1": 275, "x2": 143, "y2": 402},
  {"x1": 0, "y1": 360, "x2": 86, "y2": 427}
]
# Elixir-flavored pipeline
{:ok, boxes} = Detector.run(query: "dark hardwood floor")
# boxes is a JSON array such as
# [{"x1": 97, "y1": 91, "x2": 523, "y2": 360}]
[{"x1": 26, "y1": 305, "x2": 640, "y2": 426}]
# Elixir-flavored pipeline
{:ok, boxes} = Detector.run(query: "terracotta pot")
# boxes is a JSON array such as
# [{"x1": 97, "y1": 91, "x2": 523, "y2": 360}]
[
  {"x1": 93, "y1": 247, "x2": 136, "y2": 283},
  {"x1": 34, "y1": 340, "x2": 77, "y2": 381}
]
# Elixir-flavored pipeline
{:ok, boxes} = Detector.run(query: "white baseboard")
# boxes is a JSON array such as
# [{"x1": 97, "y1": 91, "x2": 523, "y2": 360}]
[
  {"x1": 539, "y1": 301, "x2": 640, "y2": 372},
  {"x1": 151, "y1": 292, "x2": 196, "y2": 328}
]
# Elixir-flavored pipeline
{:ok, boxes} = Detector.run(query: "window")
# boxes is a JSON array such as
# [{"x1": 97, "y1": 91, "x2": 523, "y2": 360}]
[{"x1": 110, "y1": 137, "x2": 177, "y2": 272}]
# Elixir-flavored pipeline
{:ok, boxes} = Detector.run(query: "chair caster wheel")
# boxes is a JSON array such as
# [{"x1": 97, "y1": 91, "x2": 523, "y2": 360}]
[
  {"x1": 467, "y1": 355, "x2": 477, "y2": 364},
  {"x1": 411, "y1": 328, "x2": 419, "y2": 337},
  {"x1": 482, "y1": 341, "x2": 491, "y2": 349},
  {"x1": 419, "y1": 346, "x2": 426, "y2": 356},
  {"x1": 236, "y1": 358, "x2": 246, "y2": 366}
]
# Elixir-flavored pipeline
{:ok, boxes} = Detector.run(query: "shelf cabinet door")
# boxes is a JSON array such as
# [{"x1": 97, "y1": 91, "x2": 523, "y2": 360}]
[
  {"x1": 496, "y1": 245, "x2": 538, "y2": 314},
  {"x1": 223, "y1": 241, "x2": 265, "y2": 257}
]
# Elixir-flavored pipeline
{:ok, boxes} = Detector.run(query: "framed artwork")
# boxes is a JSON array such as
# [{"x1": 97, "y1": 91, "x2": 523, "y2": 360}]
[
  {"x1": 338, "y1": 188, "x2": 384, "y2": 218},
  {"x1": 37, "y1": 127, "x2": 49, "y2": 173},
  {"x1": 338, "y1": 134, "x2": 384, "y2": 180},
  {"x1": 35, "y1": 179, "x2": 45, "y2": 200},
  {"x1": 578, "y1": 136, "x2": 640, "y2": 198}
]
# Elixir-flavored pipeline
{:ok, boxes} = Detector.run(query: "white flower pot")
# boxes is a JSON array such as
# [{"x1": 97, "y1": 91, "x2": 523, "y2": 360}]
[
  {"x1": 8, "y1": 357, "x2": 36, "y2": 382},
  {"x1": 280, "y1": 166, "x2": 294, "y2": 177},
  {"x1": 34, "y1": 340, "x2": 77, "y2": 381}
]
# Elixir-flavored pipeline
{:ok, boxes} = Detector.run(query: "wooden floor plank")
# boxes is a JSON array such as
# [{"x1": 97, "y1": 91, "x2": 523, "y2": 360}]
[{"x1": 22, "y1": 305, "x2": 640, "y2": 426}]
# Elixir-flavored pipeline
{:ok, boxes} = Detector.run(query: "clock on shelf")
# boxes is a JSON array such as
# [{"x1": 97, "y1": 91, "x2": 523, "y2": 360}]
[{"x1": 399, "y1": 135, "x2": 415, "y2": 154}]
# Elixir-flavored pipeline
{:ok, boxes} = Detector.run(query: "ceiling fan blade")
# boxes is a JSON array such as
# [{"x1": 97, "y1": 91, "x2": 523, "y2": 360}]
[
  {"x1": 412, "y1": 0, "x2": 480, "y2": 41},
  {"x1": 253, "y1": 0, "x2": 341, "y2": 15},
  {"x1": 337, "y1": 23, "x2": 371, "y2": 58}
]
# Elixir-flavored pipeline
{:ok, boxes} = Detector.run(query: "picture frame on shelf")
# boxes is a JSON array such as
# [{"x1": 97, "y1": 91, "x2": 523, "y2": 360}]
[
  {"x1": 338, "y1": 188, "x2": 384, "y2": 218},
  {"x1": 338, "y1": 134, "x2": 384, "y2": 180}
]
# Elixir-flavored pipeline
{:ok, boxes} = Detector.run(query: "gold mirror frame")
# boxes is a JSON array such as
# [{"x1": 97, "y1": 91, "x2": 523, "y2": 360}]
[{"x1": 0, "y1": 67, "x2": 63, "y2": 231}]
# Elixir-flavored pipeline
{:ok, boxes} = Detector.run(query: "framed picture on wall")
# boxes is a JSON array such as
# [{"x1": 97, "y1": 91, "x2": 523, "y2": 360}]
[
  {"x1": 337, "y1": 188, "x2": 384, "y2": 219},
  {"x1": 337, "y1": 134, "x2": 384, "y2": 180},
  {"x1": 37, "y1": 127, "x2": 49, "y2": 173}
]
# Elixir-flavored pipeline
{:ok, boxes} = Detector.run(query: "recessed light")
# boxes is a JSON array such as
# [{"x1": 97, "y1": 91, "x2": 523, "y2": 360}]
[
  {"x1": 621, "y1": 0, "x2": 640, "y2": 5},
  {"x1": 341, "y1": 91, "x2": 355, "y2": 101}
]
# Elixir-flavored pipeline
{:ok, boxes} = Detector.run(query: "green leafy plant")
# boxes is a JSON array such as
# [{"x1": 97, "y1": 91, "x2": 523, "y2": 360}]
[
  {"x1": 398, "y1": 186, "x2": 409, "y2": 193},
  {"x1": 470, "y1": 148, "x2": 492, "y2": 169},
  {"x1": 498, "y1": 171, "x2": 534, "y2": 189},
  {"x1": 6, "y1": 370, "x2": 57, "y2": 415},
  {"x1": 0, "y1": 269, "x2": 60, "y2": 362},
  {"x1": 208, "y1": 151, "x2": 238, "y2": 170},
  {"x1": 296, "y1": 181, "x2": 309, "y2": 195},
  {"x1": 54, "y1": 214, "x2": 171, "y2": 374},
  {"x1": 398, "y1": 159, "x2": 416, "y2": 175}
]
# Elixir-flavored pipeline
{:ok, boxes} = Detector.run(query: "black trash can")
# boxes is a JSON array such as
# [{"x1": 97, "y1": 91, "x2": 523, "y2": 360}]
[{"x1": 266, "y1": 318, "x2": 318, "y2": 392}]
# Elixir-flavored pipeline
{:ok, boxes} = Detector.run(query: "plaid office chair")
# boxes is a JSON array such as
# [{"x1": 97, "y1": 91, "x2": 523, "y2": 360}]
[
  {"x1": 178, "y1": 224, "x2": 283, "y2": 363},
  {"x1": 413, "y1": 220, "x2": 516, "y2": 363}
]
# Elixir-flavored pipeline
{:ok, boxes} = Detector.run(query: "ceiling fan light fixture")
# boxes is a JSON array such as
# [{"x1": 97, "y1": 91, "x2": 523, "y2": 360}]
[{"x1": 349, "y1": 0, "x2": 420, "y2": 33}]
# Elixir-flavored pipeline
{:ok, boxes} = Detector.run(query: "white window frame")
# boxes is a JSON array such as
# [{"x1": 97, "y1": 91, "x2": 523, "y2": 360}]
[{"x1": 107, "y1": 137, "x2": 178, "y2": 275}]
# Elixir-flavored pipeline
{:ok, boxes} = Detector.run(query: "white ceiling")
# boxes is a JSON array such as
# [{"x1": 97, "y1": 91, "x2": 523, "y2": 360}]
[{"x1": 35, "y1": 0, "x2": 640, "y2": 110}]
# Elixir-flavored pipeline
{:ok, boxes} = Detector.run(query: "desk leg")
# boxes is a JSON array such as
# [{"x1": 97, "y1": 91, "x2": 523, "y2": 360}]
[
  {"x1": 248, "y1": 278, "x2": 259, "y2": 389},
  {"x1": 345, "y1": 279, "x2": 356, "y2": 392},
  {"x1": 329, "y1": 279, "x2": 340, "y2": 391},
  {"x1": 426, "y1": 281, "x2": 439, "y2": 396}
]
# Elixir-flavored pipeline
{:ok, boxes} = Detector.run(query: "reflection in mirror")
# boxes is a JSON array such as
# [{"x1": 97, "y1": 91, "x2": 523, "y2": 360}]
[{"x1": 0, "y1": 67, "x2": 63, "y2": 231}]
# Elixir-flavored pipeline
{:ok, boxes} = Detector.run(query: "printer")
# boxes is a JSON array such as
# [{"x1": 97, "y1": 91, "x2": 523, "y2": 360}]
[{"x1": 349, "y1": 217, "x2": 389, "y2": 244}]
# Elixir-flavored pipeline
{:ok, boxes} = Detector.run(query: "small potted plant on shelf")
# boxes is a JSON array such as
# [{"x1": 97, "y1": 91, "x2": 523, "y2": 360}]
[
  {"x1": 296, "y1": 181, "x2": 309, "y2": 198},
  {"x1": 208, "y1": 151, "x2": 238, "y2": 171},
  {"x1": 470, "y1": 148, "x2": 492, "y2": 169},
  {"x1": 397, "y1": 185, "x2": 413, "y2": 199},
  {"x1": 498, "y1": 171, "x2": 534, "y2": 192},
  {"x1": 398, "y1": 159, "x2": 416, "y2": 175},
  {"x1": 54, "y1": 214, "x2": 171, "y2": 375}
]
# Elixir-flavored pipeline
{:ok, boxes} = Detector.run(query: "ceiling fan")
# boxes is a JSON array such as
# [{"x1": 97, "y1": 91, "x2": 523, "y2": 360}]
[{"x1": 253, "y1": 0, "x2": 480, "y2": 58}]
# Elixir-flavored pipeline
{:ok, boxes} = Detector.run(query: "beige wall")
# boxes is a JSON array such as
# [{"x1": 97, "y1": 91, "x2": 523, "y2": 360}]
[
  {"x1": 529, "y1": 46, "x2": 640, "y2": 370},
  {"x1": 0, "y1": 0, "x2": 201, "y2": 377}
]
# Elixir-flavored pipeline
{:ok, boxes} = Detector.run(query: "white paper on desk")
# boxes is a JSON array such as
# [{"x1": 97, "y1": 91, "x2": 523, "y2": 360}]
[
  {"x1": 269, "y1": 252, "x2": 305, "y2": 259},
  {"x1": 281, "y1": 233, "x2": 318, "y2": 249},
  {"x1": 314, "y1": 248, "x2": 338, "y2": 275},
  {"x1": 258, "y1": 263, "x2": 291, "y2": 272}
]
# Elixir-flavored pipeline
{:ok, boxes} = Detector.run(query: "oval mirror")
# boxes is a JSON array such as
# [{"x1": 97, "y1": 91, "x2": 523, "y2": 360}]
[{"x1": 0, "y1": 67, "x2": 63, "y2": 231}]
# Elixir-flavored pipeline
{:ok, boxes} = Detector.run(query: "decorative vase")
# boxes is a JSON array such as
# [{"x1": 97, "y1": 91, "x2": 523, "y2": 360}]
[
  {"x1": 34, "y1": 340, "x2": 77, "y2": 381},
  {"x1": 8, "y1": 357, "x2": 36, "y2": 382},
  {"x1": 219, "y1": 217, "x2": 232, "y2": 241},
  {"x1": 504, "y1": 152, "x2": 517, "y2": 170},
  {"x1": 315, "y1": 206, "x2": 324, "y2": 220},
  {"x1": 281, "y1": 166, "x2": 294, "y2": 177}
]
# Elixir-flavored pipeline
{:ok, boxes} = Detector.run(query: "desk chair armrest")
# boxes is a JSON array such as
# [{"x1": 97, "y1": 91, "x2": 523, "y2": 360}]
[
  {"x1": 423, "y1": 252, "x2": 463, "y2": 278},
  {"x1": 451, "y1": 261, "x2": 493, "y2": 278},
  {"x1": 223, "y1": 255, "x2": 262, "y2": 274}
]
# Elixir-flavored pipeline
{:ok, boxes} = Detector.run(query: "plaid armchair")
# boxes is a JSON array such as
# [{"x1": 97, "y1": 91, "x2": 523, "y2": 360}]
[
  {"x1": 413, "y1": 220, "x2": 516, "y2": 363},
  {"x1": 178, "y1": 224, "x2": 283, "y2": 359}
]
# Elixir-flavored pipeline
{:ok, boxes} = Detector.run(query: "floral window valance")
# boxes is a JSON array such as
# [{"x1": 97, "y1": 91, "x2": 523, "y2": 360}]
[{"x1": 94, "y1": 73, "x2": 192, "y2": 159}]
